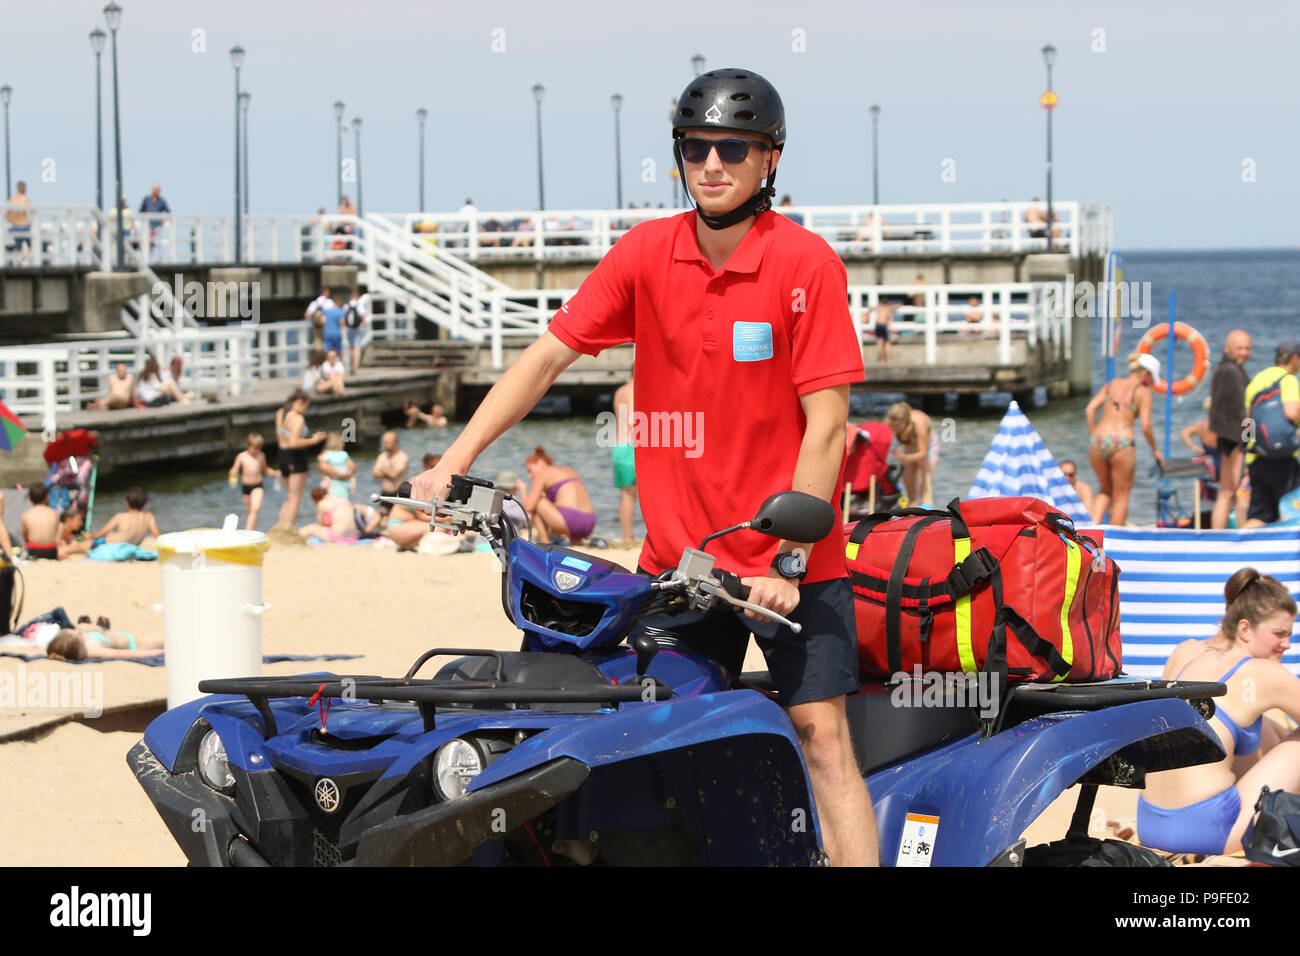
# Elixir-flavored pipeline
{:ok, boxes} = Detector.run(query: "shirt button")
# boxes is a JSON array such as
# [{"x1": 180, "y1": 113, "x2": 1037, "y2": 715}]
[{"x1": 706, "y1": 310, "x2": 714, "y2": 319}]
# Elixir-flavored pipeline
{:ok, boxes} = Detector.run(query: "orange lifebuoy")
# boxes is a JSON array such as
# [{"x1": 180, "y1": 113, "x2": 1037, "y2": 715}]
[{"x1": 1137, "y1": 322, "x2": 1209, "y2": 395}]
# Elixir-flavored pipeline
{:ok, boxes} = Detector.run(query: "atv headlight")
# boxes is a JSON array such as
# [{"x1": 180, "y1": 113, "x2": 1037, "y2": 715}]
[
  {"x1": 433, "y1": 738, "x2": 483, "y2": 801},
  {"x1": 197, "y1": 729, "x2": 235, "y2": 792}
]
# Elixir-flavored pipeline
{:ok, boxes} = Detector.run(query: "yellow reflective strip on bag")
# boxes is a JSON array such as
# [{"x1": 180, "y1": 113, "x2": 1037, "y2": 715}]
[
  {"x1": 1055, "y1": 539, "x2": 1081, "y2": 682},
  {"x1": 954, "y1": 537, "x2": 977, "y2": 674},
  {"x1": 846, "y1": 541, "x2": 859, "y2": 562}
]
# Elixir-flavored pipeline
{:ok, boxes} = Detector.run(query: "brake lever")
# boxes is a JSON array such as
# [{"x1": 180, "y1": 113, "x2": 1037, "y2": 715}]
[{"x1": 697, "y1": 579, "x2": 802, "y2": 633}]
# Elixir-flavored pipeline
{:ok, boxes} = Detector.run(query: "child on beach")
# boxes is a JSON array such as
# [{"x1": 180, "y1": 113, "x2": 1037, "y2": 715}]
[
  {"x1": 56, "y1": 505, "x2": 90, "y2": 559},
  {"x1": 19, "y1": 484, "x2": 61, "y2": 559},
  {"x1": 88, "y1": 487, "x2": 161, "y2": 546},
  {"x1": 229, "y1": 433, "x2": 280, "y2": 531},
  {"x1": 318, "y1": 432, "x2": 356, "y2": 500}
]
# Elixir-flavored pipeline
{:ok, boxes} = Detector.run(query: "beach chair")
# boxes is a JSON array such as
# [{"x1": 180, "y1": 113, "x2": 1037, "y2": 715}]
[{"x1": 1154, "y1": 457, "x2": 1215, "y2": 528}]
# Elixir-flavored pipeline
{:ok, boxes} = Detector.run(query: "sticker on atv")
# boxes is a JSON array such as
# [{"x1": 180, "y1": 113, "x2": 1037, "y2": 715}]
[{"x1": 896, "y1": 812, "x2": 939, "y2": 867}]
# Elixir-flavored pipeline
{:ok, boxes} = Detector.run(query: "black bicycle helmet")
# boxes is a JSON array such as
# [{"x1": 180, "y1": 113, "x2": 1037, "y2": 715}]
[{"x1": 671, "y1": 68, "x2": 786, "y2": 230}]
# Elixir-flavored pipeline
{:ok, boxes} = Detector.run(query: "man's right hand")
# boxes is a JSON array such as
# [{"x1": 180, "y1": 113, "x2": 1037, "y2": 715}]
[{"x1": 409, "y1": 458, "x2": 460, "y2": 509}]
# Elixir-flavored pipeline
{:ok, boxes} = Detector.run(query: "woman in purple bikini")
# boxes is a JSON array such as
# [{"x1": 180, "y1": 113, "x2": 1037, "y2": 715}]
[
  {"x1": 1137, "y1": 568, "x2": 1300, "y2": 857},
  {"x1": 522, "y1": 446, "x2": 597, "y2": 544}
]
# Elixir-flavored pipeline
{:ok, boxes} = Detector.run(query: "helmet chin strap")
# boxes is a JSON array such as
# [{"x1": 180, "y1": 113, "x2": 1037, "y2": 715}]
[{"x1": 673, "y1": 139, "x2": 779, "y2": 231}]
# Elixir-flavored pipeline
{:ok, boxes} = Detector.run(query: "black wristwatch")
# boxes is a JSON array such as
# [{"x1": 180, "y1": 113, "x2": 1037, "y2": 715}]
[{"x1": 771, "y1": 551, "x2": 808, "y2": 582}]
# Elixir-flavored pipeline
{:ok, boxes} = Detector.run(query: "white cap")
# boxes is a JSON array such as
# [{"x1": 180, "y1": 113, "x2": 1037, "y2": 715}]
[{"x1": 1137, "y1": 353, "x2": 1162, "y2": 382}]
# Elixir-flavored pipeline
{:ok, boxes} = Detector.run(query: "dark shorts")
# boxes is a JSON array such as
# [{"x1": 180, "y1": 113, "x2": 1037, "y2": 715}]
[
  {"x1": 633, "y1": 572, "x2": 859, "y2": 707},
  {"x1": 1217, "y1": 436, "x2": 1243, "y2": 457},
  {"x1": 874, "y1": 323, "x2": 889, "y2": 340},
  {"x1": 26, "y1": 544, "x2": 58, "y2": 560},
  {"x1": 1246, "y1": 455, "x2": 1300, "y2": 524},
  {"x1": 241, "y1": 481, "x2": 264, "y2": 496},
  {"x1": 279, "y1": 449, "x2": 309, "y2": 476}
]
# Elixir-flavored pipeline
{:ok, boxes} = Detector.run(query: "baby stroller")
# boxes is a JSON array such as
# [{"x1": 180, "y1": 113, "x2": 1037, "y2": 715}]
[
  {"x1": 840, "y1": 422, "x2": 903, "y2": 521},
  {"x1": 42, "y1": 429, "x2": 99, "y2": 526}
]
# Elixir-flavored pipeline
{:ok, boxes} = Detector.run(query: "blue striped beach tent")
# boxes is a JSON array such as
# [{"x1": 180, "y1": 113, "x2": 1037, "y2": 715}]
[
  {"x1": 1103, "y1": 526, "x2": 1300, "y2": 678},
  {"x1": 967, "y1": 401, "x2": 1091, "y2": 524}
]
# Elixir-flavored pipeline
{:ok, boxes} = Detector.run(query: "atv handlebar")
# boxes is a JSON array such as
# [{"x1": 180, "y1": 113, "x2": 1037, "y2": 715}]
[{"x1": 374, "y1": 476, "x2": 800, "y2": 633}]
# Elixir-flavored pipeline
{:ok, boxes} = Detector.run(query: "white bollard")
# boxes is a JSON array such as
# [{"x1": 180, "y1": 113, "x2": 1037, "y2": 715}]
[{"x1": 156, "y1": 515, "x2": 271, "y2": 709}]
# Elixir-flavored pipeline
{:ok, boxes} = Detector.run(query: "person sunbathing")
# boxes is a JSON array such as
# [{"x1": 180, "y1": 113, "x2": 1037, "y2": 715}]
[
  {"x1": 1137, "y1": 568, "x2": 1300, "y2": 857},
  {"x1": 298, "y1": 486, "x2": 358, "y2": 543},
  {"x1": 45, "y1": 623, "x2": 164, "y2": 660}
]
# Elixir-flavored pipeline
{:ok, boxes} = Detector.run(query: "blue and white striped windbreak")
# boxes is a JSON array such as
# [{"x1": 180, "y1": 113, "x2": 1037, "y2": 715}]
[
  {"x1": 967, "y1": 401, "x2": 1092, "y2": 524},
  {"x1": 1103, "y1": 526, "x2": 1300, "y2": 678}
]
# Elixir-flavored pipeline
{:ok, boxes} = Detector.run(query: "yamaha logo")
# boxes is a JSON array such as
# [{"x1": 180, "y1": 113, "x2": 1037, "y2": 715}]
[
  {"x1": 554, "y1": 570, "x2": 581, "y2": 591},
  {"x1": 315, "y1": 777, "x2": 341, "y2": 813}
]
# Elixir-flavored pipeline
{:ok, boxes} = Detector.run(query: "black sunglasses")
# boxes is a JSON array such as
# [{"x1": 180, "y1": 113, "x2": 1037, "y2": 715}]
[
  {"x1": 678, "y1": 137, "x2": 771, "y2": 165},
  {"x1": 1062, "y1": 470, "x2": 1076, "y2": 478}
]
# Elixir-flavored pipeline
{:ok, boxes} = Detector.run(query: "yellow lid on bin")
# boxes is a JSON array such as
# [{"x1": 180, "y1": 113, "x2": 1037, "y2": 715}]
[{"x1": 156, "y1": 526, "x2": 269, "y2": 567}]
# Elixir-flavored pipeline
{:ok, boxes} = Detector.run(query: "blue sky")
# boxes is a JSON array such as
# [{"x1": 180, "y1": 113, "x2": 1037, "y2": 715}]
[{"x1": 3, "y1": 0, "x2": 1297, "y2": 249}]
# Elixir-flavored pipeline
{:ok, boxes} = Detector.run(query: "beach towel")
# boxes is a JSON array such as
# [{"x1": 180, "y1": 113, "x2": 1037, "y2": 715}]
[
  {"x1": 0, "y1": 642, "x2": 361, "y2": 666},
  {"x1": 87, "y1": 542, "x2": 157, "y2": 562},
  {"x1": 1103, "y1": 525, "x2": 1300, "y2": 678}
]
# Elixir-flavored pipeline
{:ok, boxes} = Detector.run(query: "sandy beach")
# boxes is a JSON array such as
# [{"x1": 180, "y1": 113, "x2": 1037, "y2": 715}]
[{"x1": 0, "y1": 540, "x2": 1228, "y2": 866}]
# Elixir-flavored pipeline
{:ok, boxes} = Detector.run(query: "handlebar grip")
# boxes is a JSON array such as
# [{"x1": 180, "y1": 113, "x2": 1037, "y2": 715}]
[{"x1": 714, "y1": 569, "x2": 750, "y2": 602}]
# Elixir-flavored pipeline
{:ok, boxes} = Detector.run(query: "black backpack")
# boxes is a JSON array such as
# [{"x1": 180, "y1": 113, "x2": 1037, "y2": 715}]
[
  {"x1": 1243, "y1": 786, "x2": 1300, "y2": 865},
  {"x1": 345, "y1": 303, "x2": 361, "y2": 329}
]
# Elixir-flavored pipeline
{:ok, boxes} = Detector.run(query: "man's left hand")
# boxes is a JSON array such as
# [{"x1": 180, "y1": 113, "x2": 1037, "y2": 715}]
[{"x1": 739, "y1": 572, "x2": 801, "y2": 623}]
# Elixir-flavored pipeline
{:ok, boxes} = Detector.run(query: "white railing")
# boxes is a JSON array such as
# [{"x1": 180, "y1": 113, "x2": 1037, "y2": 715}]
[
  {"x1": 3, "y1": 201, "x2": 1113, "y2": 269},
  {"x1": 0, "y1": 323, "x2": 313, "y2": 425}
]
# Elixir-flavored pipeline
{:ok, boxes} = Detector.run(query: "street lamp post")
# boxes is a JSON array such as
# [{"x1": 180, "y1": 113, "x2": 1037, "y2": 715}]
[
  {"x1": 353, "y1": 117, "x2": 363, "y2": 216},
  {"x1": 869, "y1": 104, "x2": 880, "y2": 205},
  {"x1": 691, "y1": 53, "x2": 705, "y2": 76},
  {"x1": 230, "y1": 45, "x2": 244, "y2": 264},
  {"x1": 104, "y1": 1, "x2": 124, "y2": 269},
  {"x1": 416, "y1": 108, "x2": 427, "y2": 213},
  {"x1": 1042, "y1": 43, "x2": 1056, "y2": 252},
  {"x1": 90, "y1": 29, "x2": 106, "y2": 212},
  {"x1": 610, "y1": 93, "x2": 623, "y2": 209},
  {"x1": 240, "y1": 91, "x2": 250, "y2": 216},
  {"x1": 0, "y1": 85, "x2": 11, "y2": 201},
  {"x1": 532, "y1": 83, "x2": 545, "y2": 211},
  {"x1": 333, "y1": 100, "x2": 344, "y2": 207}
]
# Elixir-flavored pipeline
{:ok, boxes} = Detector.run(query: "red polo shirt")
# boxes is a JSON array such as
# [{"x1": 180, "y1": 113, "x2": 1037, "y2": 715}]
[{"x1": 548, "y1": 210, "x2": 865, "y2": 584}]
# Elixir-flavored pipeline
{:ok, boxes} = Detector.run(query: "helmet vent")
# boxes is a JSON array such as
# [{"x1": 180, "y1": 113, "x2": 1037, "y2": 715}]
[
  {"x1": 734, "y1": 73, "x2": 748, "y2": 79},
  {"x1": 680, "y1": 107, "x2": 695, "y2": 117},
  {"x1": 689, "y1": 89, "x2": 703, "y2": 99},
  {"x1": 734, "y1": 110, "x2": 755, "y2": 121},
  {"x1": 731, "y1": 92, "x2": 751, "y2": 101}
]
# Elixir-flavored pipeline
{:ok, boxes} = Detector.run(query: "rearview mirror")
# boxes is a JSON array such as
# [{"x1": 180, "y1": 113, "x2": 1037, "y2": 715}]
[{"x1": 750, "y1": 491, "x2": 836, "y2": 543}]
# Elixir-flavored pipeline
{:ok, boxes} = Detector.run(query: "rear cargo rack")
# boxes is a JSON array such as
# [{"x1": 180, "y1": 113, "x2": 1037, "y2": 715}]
[{"x1": 197, "y1": 674, "x2": 673, "y2": 738}]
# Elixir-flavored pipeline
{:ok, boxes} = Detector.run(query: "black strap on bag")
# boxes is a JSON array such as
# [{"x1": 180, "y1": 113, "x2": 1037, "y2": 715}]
[
  {"x1": 983, "y1": 604, "x2": 1071, "y2": 693},
  {"x1": 885, "y1": 516, "x2": 947, "y2": 674}
]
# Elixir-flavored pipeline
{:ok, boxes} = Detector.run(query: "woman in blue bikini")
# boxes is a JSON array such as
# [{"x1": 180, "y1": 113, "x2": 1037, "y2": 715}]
[
  {"x1": 1084, "y1": 351, "x2": 1164, "y2": 525},
  {"x1": 1138, "y1": 568, "x2": 1300, "y2": 857},
  {"x1": 522, "y1": 446, "x2": 597, "y2": 544}
]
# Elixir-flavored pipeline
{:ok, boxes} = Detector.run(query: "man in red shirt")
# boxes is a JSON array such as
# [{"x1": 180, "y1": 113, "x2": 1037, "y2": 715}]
[{"x1": 413, "y1": 68, "x2": 876, "y2": 865}]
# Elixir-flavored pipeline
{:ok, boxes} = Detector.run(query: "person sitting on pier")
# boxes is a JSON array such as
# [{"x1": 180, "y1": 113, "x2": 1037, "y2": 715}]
[
  {"x1": 1137, "y1": 568, "x2": 1300, "y2": 858},
  {"x1": 87, "y1": 362, "x2": 136, "y2": 411},
  {"x1": 302, "y1": 348, "x2": 345, "y2": 396},
  {"x1": 136, "y1": 355, "x2": 191, "y2": 406},
  {"x1": 299, "y1": 485, "x2": 359, "y2": 544},
  {"x1": 885, "y1": 402, "x2": 936, "y2": 508},
  {"x1": 521, "y1": 446, "x2": 597, "y2": 545},
  {"x1": 1084, "y1": 351, "x2": 1163, "y2": 526},
  {"x1": 404, "y1": 400, "x2": 448, "y2": 428},
  {"x1": 5, "y1": 180, "x2": 32, "y2": 256},
  {"x1": 19, "y1": 484, "x2": 61, "y2": 560},
  {"x1": 963, "y1": 295, "x2": 984, "y2": 331},
  {"x1": 1025, "y1": 198, "x2": 1048, "y2": 239},
  {"x1": 88, "y1": 486, "x2": 161, "y2": 546}
]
